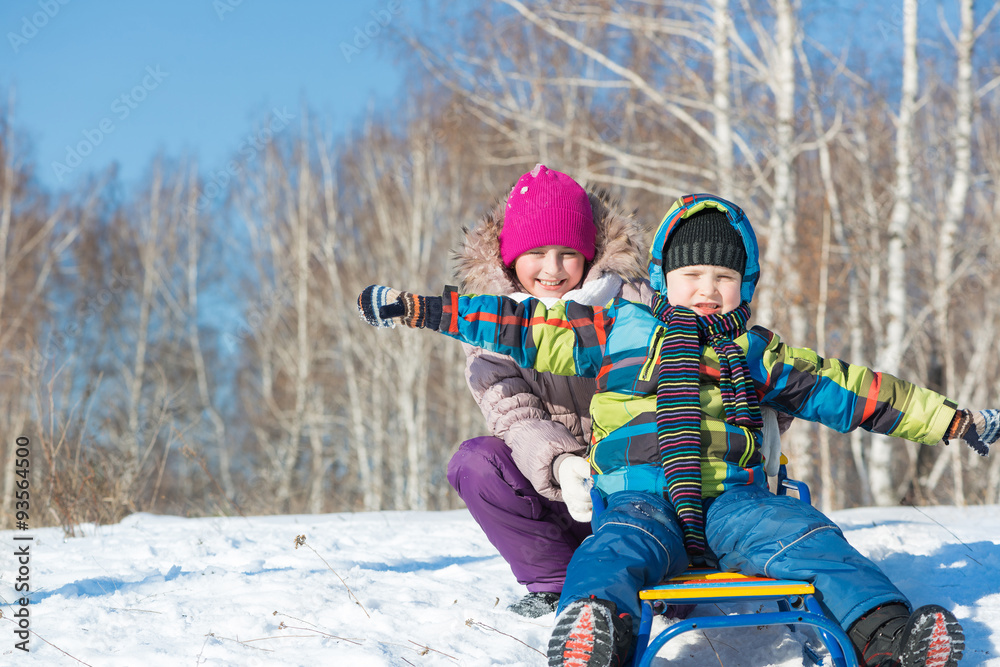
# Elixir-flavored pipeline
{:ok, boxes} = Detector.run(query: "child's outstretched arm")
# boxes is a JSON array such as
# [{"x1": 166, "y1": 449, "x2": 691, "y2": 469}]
[
  {"x1": 358, "y1": 284, "x2": 608, "y2": 378},
  {"x1": 747, "y1": 327, "x2": 996, "y2": 457}
]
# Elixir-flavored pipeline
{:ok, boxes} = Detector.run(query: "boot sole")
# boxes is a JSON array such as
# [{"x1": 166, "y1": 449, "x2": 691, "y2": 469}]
[
  {"x1": 897, "y1": 605, "x2": 965, "y2": 667},
  {"x1": 548, "y1": 600, "x2": 615, "y2": 667}
]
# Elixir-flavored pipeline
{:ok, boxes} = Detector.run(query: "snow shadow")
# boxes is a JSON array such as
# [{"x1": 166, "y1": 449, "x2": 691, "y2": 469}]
[
  {"x1": 353, "y1": 554, "x2": 496, "y2": 573},
  {"x1": 23, "y1": 563, "x2": 299, "y2": 603},
  {"x1": 874, "y1": 539, "x2": 1000, "y2": 661},
  {"x1": 26, "y1": 564, "x2": 184, "y2": 603}
]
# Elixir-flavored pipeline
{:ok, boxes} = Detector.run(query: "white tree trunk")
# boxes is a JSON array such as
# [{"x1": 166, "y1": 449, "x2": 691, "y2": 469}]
[
  {"x1": 711, "y1": 0, "x2": 735, "y2": 198},
  {"x1": 315, "y1": 138, "x2": 380, "y2": 511},
  {"x1": 307, "y1": 393, "x2": 326, "y2": 514},
  {"x1": 237, "y1": 140, "x2": 311, "y2": 512},
  {"x1": 0, "y1": 108, "x2": 16, "y2": 522},
  {"x1": 844, "y1": 125, "x2": 881, "y2": 506},
  {"x1": 128, "y1": 166, "x2": 162, "y2": 456},
  {"x1": 931, "y1": 0, "x2": 975, "y2": 505},
  {"x1": 848, "y1": 277, "x2": 873, "y2": 507},
  {"x1": 815, "y1": 208, "x2": 833, "y2": 511},
  {"x1": 754, "y1": 0, "x2": 800, "y2": 337},
  {"x1": 184, "y1": 166, "x2": 233, "y2": 498},
  {"x1": 871, "y1": 0, "x2": 919, "y2": 506}
]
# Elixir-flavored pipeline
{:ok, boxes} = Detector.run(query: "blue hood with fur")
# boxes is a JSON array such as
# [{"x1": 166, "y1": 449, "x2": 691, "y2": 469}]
[{"x1": 647, "y1": 194, "x2": 760, "y2": 305}]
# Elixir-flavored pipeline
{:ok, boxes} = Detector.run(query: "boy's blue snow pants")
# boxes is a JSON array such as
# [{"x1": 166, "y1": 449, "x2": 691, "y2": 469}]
[{"x1": 558, "y1": 484, "x2": 908, "y2": 630}]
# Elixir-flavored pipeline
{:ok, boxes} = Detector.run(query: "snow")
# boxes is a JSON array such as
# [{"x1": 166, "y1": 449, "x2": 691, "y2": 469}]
[{"x1": 3, "y1": 505, "x2": 999, "y2": 666}]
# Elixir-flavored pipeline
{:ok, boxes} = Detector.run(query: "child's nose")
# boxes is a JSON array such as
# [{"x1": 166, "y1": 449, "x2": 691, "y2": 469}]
[{"x1": 543, "y1": 252, "x2": 562, "y2": 273}]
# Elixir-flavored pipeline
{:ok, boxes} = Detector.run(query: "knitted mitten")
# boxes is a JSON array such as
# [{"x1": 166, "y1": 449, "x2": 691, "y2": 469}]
[
  {"x1": 945, "y1": 409, "x2": 999, "y2": 456},
  {"x1": 358, "y1": 285, "x2": 441, "y2": 329},
  {"x1": 358, "y1": 285, "x2": 401, "y2": 328}
]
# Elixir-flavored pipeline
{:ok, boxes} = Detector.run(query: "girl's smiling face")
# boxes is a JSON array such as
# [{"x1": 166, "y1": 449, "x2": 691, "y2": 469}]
[
  {"x1": 514, "y1": 245, "x2": 586, "y2": 299},
  {"x1": 665, "y1": 264, "x2": 742, "y2": 316}
]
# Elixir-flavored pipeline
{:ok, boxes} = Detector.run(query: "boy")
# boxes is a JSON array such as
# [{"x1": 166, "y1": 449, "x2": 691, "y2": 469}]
[{"x1": 359, "y1": 194, "x2": 996, "y2": 667}]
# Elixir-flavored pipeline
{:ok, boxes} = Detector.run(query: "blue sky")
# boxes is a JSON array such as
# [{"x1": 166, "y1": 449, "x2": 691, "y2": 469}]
[
  {"x1": 1, "y1": 0, "x2": 984, "y2": 193},
  {"x1": 2, "y1": 0, "x2": 414, "y2": 191}
]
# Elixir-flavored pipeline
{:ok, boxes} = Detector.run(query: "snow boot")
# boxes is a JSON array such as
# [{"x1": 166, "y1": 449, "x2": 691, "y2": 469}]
[
  {"x1": 547, "y1": 597, "x2": 632, "y2": 667},
  {"x1": 850, "y1": 603, "x2": 964, "y2": 667},
  {"x1": 651, "y1": 601, "x2": 695, "y2": 620},
  {"x1": 507, "y1": 591, "x2": 560, "y2": 618},
  {"x1": 894, "y1": 605, "x2": 965, "y2": 667}
]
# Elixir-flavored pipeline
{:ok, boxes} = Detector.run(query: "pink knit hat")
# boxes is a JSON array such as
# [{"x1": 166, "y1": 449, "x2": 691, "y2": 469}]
[{"x1": 499, "y1": 164, "x2": 596, "y2": 266}]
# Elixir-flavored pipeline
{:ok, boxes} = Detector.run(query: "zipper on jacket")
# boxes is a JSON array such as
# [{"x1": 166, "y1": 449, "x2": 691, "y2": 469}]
[{"x1": 639, "y1": 327, "x2": 666, "y2": 382}]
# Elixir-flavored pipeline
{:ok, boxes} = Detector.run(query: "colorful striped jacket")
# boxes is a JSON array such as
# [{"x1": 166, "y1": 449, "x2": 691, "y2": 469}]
[
  {"x1": 433, "y1": 289, "x2": 957, "y2": 497},
  {"x1": 430, "y1": 193, "x2": 959, "y2": 497}
]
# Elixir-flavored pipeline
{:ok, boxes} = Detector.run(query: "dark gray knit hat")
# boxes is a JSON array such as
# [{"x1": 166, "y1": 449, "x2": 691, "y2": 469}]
[{"x1": 662, "y1": 209, "x2": 746, "y2": 276}]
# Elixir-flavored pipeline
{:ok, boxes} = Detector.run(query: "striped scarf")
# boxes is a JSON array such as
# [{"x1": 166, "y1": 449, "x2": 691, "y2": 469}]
[{"x1": 650, "y1": 295, "x2": 762, "y2": 559}]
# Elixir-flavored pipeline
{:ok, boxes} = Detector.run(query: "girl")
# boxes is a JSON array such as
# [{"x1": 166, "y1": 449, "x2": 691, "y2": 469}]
[{"x1": 448, "y1": 164, "x2": 653, "y2": 617}]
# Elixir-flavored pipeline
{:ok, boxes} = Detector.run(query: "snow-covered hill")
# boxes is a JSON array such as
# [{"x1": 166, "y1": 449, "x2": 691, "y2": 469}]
[{"x1": 3, "y1": 505, "x2": 999, "y2": 666}]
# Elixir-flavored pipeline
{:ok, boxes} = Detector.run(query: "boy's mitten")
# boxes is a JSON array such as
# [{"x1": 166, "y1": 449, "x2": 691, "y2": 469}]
[
  {"x1": 357, "y1": 285, "x2": 441, "y2": 329},
  {"x1": 945, "y1": 409, "x2": 998, "y2": 456},
  {"x1": 557, "y1": 456, "x2": 594, "y2": 523}
]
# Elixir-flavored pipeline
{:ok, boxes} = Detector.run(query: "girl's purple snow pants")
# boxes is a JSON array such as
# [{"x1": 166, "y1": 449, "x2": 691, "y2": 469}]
[{"x1": 447, "y1": 436, "x2": 591, "y2": 593}]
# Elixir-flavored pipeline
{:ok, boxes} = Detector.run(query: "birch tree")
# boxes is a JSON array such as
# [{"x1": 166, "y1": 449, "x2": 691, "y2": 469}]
[
  {"x1": 711, "y1": 0, "x2": 736, "y2": 198},
  {"x1": 413, "y1": 1, "x2": 737, "y2": 199},
  {"x1": 183, "y1": 164, "x2": 233, "y2": 498},
  {"x1": 315, "y1": 134, "x2": 379, "y2": 510},
  {"x1": 234, "y1": 102, "x2": 487, "y2": 512},
  {"x1": 921, "y1": 0, "x2": 1000, "y2": 505},
  {"x1": 745, "y1": 0, "x2": 802, "y2": 337},
  {"x1": 869, "y1": 0, "x2": 920, "y2": 506},
  {"x1": 0, "y1": 99, "x2": 81, "y2": 526},
  {"x1": 340, "y1": 109, "x2": 486, "y2": 510},
  {"x1": 797, "y1": 35, "x2": 853, "y2": 507},
  {"x1": 235, "y1": 127, "x2": 322, "y2": 512}
]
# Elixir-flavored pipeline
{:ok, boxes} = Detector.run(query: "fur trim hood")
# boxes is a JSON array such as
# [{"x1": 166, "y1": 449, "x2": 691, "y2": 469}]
[{"x1": 454, "y1": 187, "x2": 648, "y2": 294}]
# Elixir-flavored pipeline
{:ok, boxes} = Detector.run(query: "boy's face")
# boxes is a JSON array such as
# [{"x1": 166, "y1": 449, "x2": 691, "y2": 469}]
[
  {"x1": 514, "y1": 245, "x2": 586, "y2": 299},
  {"x1": 665, "y1": 264, "x2": 742, "y2": 316}
]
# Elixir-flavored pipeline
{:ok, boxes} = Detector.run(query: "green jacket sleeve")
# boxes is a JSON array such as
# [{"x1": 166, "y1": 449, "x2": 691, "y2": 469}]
[{"x1": 747, "y1": 326, "x2": 957, "y2": 445}]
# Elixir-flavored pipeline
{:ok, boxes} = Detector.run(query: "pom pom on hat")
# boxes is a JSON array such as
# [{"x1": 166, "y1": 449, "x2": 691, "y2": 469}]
[{"x1": 499, "y1": 164, "x2": 596, "y2": 266}]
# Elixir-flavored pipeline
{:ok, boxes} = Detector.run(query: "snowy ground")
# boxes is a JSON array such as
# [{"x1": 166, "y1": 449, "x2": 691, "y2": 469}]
[{"x1": 2, "y1": 505, "x2": 999, "y2": 666}]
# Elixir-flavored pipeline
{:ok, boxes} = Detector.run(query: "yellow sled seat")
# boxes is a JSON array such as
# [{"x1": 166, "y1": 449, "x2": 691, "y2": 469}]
[{"x1": 640, "y1": 569, "x2": 814, "y2": 602}]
